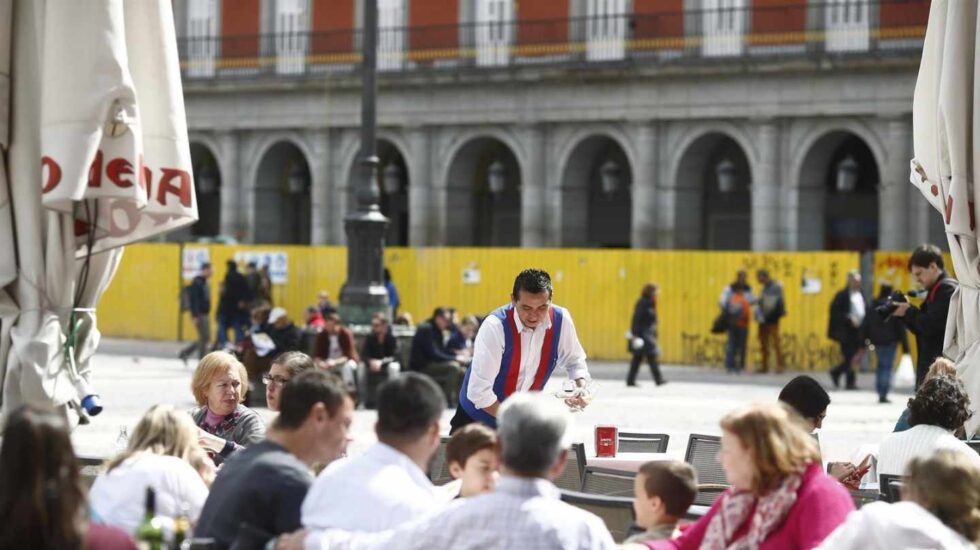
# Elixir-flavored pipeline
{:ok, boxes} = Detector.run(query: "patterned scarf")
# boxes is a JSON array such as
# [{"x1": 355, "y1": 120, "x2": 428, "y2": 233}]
[{"x1": 699, "y1": 472, "x2": 802, "y2": 550}]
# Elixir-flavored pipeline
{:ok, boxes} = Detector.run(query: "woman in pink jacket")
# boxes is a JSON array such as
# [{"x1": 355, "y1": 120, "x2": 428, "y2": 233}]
[{"x1": 646, "y1": 402, "x2": 853, "y2": 550}]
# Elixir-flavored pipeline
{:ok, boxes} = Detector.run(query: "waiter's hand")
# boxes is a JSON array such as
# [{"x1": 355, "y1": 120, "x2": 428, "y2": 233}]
[{"x1": 564, "y1": 378, "x2": 592, "y2": 410}]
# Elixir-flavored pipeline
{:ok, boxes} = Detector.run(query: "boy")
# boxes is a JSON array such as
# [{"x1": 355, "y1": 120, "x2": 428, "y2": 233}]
[
  {"x1": 625, "y1": 461, "x2": 697, "y2": 544},
  {"x1": 444, "y1": 424, "x2": 499, "y2": 498}
]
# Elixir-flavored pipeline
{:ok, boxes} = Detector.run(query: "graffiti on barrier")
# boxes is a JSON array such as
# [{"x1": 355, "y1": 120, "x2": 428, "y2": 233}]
[{"x1": 680, "y1": 331, "x2": 842, "y2": 370}]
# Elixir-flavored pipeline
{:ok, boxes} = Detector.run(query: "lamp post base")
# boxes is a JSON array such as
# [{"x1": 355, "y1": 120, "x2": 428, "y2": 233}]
[{"x1": 339, "y1": 209, "x2": 390, "y2": 326}]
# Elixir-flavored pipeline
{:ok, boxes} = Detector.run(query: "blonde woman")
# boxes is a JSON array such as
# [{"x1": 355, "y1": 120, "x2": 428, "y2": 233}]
[
  {"x1": 645, "y1": 402, "x2": 853, "y2": 550},
  {"x1": 190, "y1": 351, "x2": 266, "y2": 461},
  {"x1": 89, "y1": 405, "x2": 210, "y2": 534},
  {"x1": 817, "y1": 449, "x2": 980, "y2": 549}
]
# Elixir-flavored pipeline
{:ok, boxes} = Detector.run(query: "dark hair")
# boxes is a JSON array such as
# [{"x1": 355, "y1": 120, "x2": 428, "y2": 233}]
[
  {"x1": 376, "y1": 373, "x2": 444, "y2": 443},
  {"x1": 0, "y1": 404, "x2": 85, "y2": 550},
  {"x1": 908, "y1": 244, "x2": 945, "y2": 271},
  {"x1": 324, "y1": 313, "x2": 341, "y2": 324},
  {"x1": 431, "y1": 307, "x2": 449, "y2": 322},
  {"x1": 641, "y1": 283, "x2": 657, "y2": 300},
  {"x1": 778, "y1": 375, "x2": 831, "y2": 420},
  {"x1": 201, "y1": 262, "x2": 212, "y2": 269},
  {"x1": 271, "y1": 351, "x2": 315, "y2": 378},
  {"x1": 757, "y1": 269, "x2": 770, "y2": 280},
  {"x1": 226, "y1": 259, "x2": 238, "y2": 272},
  {"x1": 512, "y1": 269, "x2": 553, "y2": 299},
  {"x1": 446, "y1": 424, "x2": 497, "y2": 468},
  {"x1": 908, "y1": 376, "x2": 972, "y2": 431},
  {"x1": 274, "y1": 370, "x2": 349, "y2": 430},
  {"x1": 384, "y1": 268, "x2": 392, "y2": 282},
  {"x1": 638, "y1": 461, "x2": 698, "y2": 517}
]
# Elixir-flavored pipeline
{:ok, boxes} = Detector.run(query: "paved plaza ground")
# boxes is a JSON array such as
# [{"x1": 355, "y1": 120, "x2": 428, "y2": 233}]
[{"x1": 72, "y1": 338, "x2": 914, "y2": 467}]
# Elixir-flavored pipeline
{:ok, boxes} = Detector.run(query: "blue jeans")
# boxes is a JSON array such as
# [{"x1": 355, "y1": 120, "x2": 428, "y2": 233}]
[
  {"x1": 875, "y1": 343, "x2": 897, "y2": 401},
  {"x1": 726, "y1": 326, "x2": 748, "y2": 373},
  {"x1": 216, "y1": 314, "x2": 246, "y2": 346}
]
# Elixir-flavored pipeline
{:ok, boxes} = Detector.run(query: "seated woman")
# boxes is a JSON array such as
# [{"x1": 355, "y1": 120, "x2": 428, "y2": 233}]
[
  {"x1": 895, "y1": 357, "x2": 958, "y2": 433},
  {"x1": 646, "y1": 402, "x2": 853, "y2": 550},
  {"x1": 817, "y1": 449, "x2": 980, "y2": 549},
  {"x1": 90, "y1": 404, "x2": 211, "y2": 533},
  {"x1": 264, "y1": 351, "x2": 315, "y2": 412},
  {"x1": 190, "y1": 351, "x2": 266, "y2": 462},
  {"x1": 877, "y1": 376, "x2": 980, "y2": 476},
  {"x1": 0, "y1": 404, "x2": 136, "y2": 549}
]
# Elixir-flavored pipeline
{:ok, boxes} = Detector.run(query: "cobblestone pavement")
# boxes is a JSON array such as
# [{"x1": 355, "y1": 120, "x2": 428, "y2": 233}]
[{"x1": 73, "y1": 339, "x2": 912, "y2": 466}]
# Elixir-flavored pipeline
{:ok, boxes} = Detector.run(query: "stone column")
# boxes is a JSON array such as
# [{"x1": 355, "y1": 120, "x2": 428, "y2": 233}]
[
  {"x1": 429, "y1": 128, "x2": 451, "y2": 245},
  {"x1": 327, "y1": 130, "x2": 353, "y2": 245},
  {"x1": 307, "y1": 129, "x2": 331, "y2": 245},
  {"x1": 521, "y1": 125, "x2": 547, "y2": 247},
  {"x1": 406, "y1": 127, "x2": 433, "y2": 246},
  {"x1": 751, "y1": 121, "x2": 780, "y2": 251},
  {"x1": 880, "y1": 117, "x2": 912, "y2": 250},
  {"x1": 630, "y1": 122, "x2": 657, "y2": 249},
  {"x1": 654, "y1": 125, "x2": 677, "y2": 248},
  {"x1": 216, "y1": 131, "x2": 242, "y2": 240}
]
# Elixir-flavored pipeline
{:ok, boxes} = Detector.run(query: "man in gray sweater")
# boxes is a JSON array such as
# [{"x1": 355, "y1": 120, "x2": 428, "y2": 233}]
[{"x1": 755, "y1": 270, "x2": 786, "y2": 373}]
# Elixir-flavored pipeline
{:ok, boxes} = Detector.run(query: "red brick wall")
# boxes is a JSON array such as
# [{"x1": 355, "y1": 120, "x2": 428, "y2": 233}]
[
  {"x1": 311, "y1": 0, "x2": 355, "y2": 56},
  {"x1": 633, "y1": 0, "x2": 684, "y2": 43},
  {"x1": 880, "y1": 0, "x2": 930, "y2": 29},
  {"x1": 221, "y1": 0, "x2": 260, "y2": 58},
  {"x1": 517, "y1": 0, "x2": 569, "y2": 53},
  {"x1": 751, "y1": 0, "x2": 806, "y2": 46},
  {"x1": 409, "y1": 0, "x2": 458, "y2": 54}
]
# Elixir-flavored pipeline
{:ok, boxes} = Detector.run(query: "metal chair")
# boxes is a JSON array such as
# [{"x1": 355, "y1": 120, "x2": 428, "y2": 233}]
[
  {"x1": 77, "y1": 455, "x2": 105, "y2": 491},
  {"x1": 684, "y1": 434, "x2": 728, "y2": 507},
  {"x1": 554, "y1": 442, "x2": 587, "y2": 491},
  {"x1": 560, "y1": 490, "x2": 636, "y2": 543},
  {"x1": 617, "y1": 431, "x2": 670, "y2": 453},
  {"x1": 428, "y1": 435, "x2": 453, "y2": 485},
  {"x1": 878, "y1": 473, "x2": 903, "y2": 503},
  {"x1": 850, "y1": 489, "x2": 879, "y2": 509},
  {"x1": 581, "y1": 466, "x2": 636, "y2": 497}
]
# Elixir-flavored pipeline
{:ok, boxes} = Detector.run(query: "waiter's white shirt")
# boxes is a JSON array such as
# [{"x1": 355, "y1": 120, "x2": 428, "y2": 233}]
[{"x1": 466, "y1": 305, "x2": 590, "y2": 410}]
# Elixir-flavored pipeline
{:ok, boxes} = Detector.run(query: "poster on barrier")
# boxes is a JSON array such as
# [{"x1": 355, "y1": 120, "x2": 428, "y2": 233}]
[
  {"x1": 234, "y1": 251, "x2": 289, "y2": 284},
  {"x1": 182, "y1": 247, "x2": 211, "y2": 281}
]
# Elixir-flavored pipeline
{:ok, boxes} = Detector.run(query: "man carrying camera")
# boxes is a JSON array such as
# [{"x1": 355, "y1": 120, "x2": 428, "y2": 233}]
[{"x1": 891, "y1": 244, "x2": 958, "y2": 389}]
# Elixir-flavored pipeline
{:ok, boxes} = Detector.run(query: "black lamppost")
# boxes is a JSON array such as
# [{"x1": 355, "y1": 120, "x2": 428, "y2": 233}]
[{"x1": 339, "y1": 0, "x2": 390, "y2": 325}]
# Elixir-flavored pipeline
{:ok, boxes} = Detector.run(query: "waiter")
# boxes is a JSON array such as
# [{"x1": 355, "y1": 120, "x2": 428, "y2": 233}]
[{"x1": 450, "y1": 269, "x2": 592, "y2": 432}]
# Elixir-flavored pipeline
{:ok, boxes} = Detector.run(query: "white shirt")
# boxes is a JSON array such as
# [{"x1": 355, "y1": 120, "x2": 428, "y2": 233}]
[
  {"x1": 328, "y1": 334, "x2": 342, "y2": 359},
  {"x1": 877, "y1": 424, "x2": 980, "y2": 476},
  {"x1": 302, "y1": 443, "x2": 440, "y2": 537},
  {"x1": 848, "y1": 289, "x2": 866, "y2": 327},
  {"x1": 467, "y1": 305, "x2": 590, "y2": 410},
  {"x1": 89, "y1": 453, "x2": 209, "y2": 534},
  {"x1": 816, "y1": 501, "x2": 975, "y2": 550},
  {"x1": 305, "y1": 476, "x2": 616, "y2": 550}
]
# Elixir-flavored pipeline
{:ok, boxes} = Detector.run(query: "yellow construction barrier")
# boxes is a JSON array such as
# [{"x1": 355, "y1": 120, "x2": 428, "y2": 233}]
[{"x1": 101, "y1": 244, "x2": 864, "y2": 370}]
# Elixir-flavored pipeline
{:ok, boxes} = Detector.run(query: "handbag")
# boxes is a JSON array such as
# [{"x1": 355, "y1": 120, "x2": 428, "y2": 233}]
[{"x1": 711, "y1": 311, "x2": 729, "y2": 334}]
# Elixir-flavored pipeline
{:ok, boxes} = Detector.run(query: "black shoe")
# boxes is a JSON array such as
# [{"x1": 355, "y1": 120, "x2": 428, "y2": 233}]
[
  {"x1": 879, "y1": 397, "x2": 891, "y2": 404},
  {"x1": 626, "y1": 383, "x2": 639, "y2": 387},
  {"x1": 845, "y1": 385, "x2": 859, "y2": 391},
  {"x1": 830, "y1": 371, "x2": 840, "y2": 389},
  {"x1": 177, "y1": 350, "x2": 188, "y2": 366},
  {"x1": 655, "y1": 380, "x2": 667, "y2": 386}
]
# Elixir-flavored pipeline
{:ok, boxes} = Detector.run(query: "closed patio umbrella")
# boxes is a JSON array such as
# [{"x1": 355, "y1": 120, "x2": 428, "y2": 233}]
[
  {"x1": 0, "y1": 0, "x2": 197, "y2": 423},
  {"x1": 910, "y1": 0, "x2": 980, "y2": 434}
]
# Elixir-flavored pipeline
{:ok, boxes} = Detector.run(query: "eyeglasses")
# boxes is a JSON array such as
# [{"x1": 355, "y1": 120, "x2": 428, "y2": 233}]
[{"x1": 262, "y1": 374, "x2": 290, "y2": 386}]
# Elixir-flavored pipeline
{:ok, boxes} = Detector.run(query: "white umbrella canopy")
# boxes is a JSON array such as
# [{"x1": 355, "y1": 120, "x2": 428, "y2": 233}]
[
  {"x1": 0, "y1": 0, "x2": 196, "y2": 423},
  {"x1": 910, "y1": 0, "x2": 980, "y2": 435}
]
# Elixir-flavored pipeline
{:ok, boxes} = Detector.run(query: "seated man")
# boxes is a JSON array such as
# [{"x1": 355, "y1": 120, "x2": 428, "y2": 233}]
[
  {"x1": 409, "y1": 307, "x2": 468, "y2": 407},
  {"x1": 622, "y1": 461, "x2": 697, "y2": 546},
  {"x1": 441, "y1": 423, "x2": 499, "y2": 500},
  {"x1": 314, "y1": 313, "x2": 360, "y2": 397},
  {"x1": 194, "y1": 370, "x2": 353, "y2": 549},
  {"x1": 280, "y1": 393, "x2": 615, "y2": 550},
  {"x1": 360, "y1": 312, "x2": 401, "y2": 409},
  {"x1": 268, "y1": 307, "x2": 304, "y2": 355},
  {"x1": 301, "y1": 373, "x2": 444, "y2": 538}
]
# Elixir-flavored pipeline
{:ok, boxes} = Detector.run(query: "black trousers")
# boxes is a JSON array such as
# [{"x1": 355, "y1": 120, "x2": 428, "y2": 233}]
[
  {"x1": 830, "y1": 338, "x2": 860, "y2": 388},
  {"x1": 627, "y1": 351, "x2": 663, "y2": 385},
  {"x1": 449, "y1": 404, "x2": 477, "y2": 434}
]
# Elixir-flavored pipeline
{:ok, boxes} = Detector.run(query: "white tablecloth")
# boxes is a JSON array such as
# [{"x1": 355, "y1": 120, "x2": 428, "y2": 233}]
[{"x1": 586, "y1": 452, "x2": 670, "y2": 472}]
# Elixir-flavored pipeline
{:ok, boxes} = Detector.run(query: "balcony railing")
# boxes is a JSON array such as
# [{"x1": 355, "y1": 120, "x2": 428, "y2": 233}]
[{"x1": 178, "y1": 0, "x2": 928, "y2": 80}]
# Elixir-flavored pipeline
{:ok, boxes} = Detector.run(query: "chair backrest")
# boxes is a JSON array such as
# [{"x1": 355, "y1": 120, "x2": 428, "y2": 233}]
[
  {"x1": 560, "y1": 490, "x2": 636, "y2": 543},
  {"x1": 581, "y1": 466, "x2": 636, "y2": 497},
  {"x1": 617, "y1": 432, "x2": 670, "y2": 453},
  {"x1": 850, "y1": 489, "x2": 879, "y2": 509},
  {"x1": 554, "y1": 442, "x2": 587, "y2": 491},
  {"x1": 965, "y1": 439, "x2": 980, "y2": 455},
  {"x1": 428, "y1": 435, "x2": 453, "y2": 485},
  {"x1": 77, "y1": 455, "x2": 105, "y2": 491},
  {"x1": 878, "y1": 473, "x2": 903, "y2": 503},
  {"x1": 684, "y1": 434, "x2": 727, "y2": 506}
]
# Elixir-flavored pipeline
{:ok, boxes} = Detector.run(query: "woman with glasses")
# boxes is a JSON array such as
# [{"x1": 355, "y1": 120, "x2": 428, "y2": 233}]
[
  {"x1": 265, "y1": 351, "x2": 315, "y2": 412},
  {"x1": 191, "y1": 351, "x2": 266, "y2": 463}
]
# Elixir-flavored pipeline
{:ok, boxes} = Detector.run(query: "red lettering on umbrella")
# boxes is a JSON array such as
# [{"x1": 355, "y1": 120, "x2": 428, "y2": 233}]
[
  {"x1": 88, "y1": 150, "x2": 103, "y2": 188},
  {"x1": 41, "y1": 156, "x2": 62, "y2": 193},
  {"x1": 107, "y1": 158, "x2": 134, "y2": 188},
  {"x1": 156, "y1": 168, "x2": 191, "y2": 208},
  {"x1": 946, "y1": 196, "x2": 954, "y2": 225}
]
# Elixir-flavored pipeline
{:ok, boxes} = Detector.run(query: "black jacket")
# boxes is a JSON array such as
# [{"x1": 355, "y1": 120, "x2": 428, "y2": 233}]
[
  {"x1": 865, "y1": 296, "x2": 909, "y2": 350},
  {"x1": 902, "y1": 272, "x2": 957, "y2": 375},
  {"x1": 630, "y1": 296, "x2": 658, "y2": 353},
  {"x1": 188, "y1": 275, "x2": 211, "y2": 316},
  {"x1": 828, "y1": 288, "x2": 867, "y2": 344},
  {"x1": 269, "y1": 322, "x2": 304, "y2": 354},
  {"x1": 409, "y1": 321, "x2": 456, "y2": 371},
  {"x1": 361, "y1": 328, "x2": 400, "y2": 361}
]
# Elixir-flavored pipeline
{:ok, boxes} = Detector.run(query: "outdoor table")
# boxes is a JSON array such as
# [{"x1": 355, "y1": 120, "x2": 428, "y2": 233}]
[{"x1": 587, "y1": 452, "x2": 670, "y2": 472}]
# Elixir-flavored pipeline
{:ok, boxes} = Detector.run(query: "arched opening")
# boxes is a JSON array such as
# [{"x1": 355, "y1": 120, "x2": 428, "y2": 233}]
[
  {"x1": 444, "y1": 137, "x2": 522, "y2": 246},
  {"x1": 674, "y1": 133, "x2": 752, "y2": 250},
  {"x1": 377, "y1": 140, "x2": 409, "y2": 246},
  {"x1": 190, "y1": 142, "x2": 221, "y2": 239},
  {"x1": 559, "y1": 135, "x2": 633, "y2": 248},
  {"x1": 798, "y1": 132, "x2": 880, "y2": 251},
  {"x1": 254, "y1": 141, "x2": 312, "y2": 244}
]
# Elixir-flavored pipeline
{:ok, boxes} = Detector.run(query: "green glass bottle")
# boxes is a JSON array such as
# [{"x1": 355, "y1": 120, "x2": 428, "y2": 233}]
[{"x1": 135, "y1": 487, "x2": 164, "y2": 550}]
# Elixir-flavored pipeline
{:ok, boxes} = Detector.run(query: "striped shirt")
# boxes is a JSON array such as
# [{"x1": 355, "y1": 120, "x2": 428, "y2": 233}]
[{"x1": 876, "y1": 424, "x2": 980, "y2": 476}]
